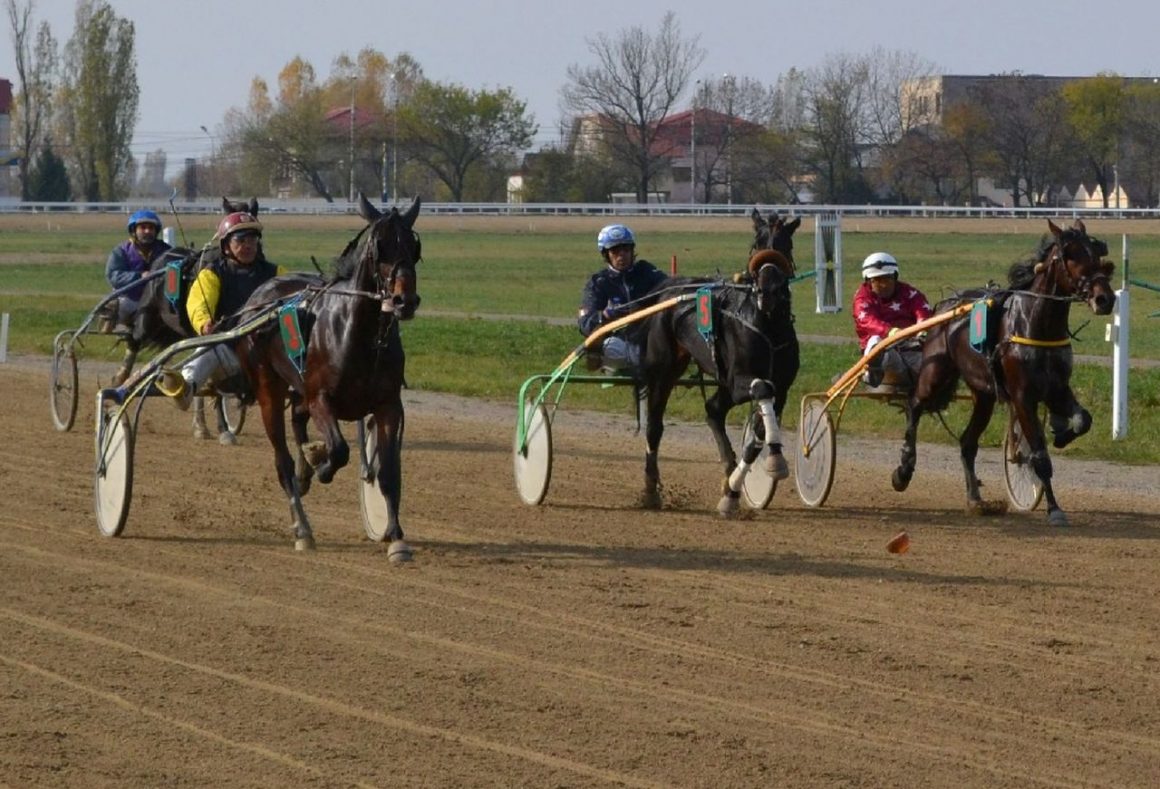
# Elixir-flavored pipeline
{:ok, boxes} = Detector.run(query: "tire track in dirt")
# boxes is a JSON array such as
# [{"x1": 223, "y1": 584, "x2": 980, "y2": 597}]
[
  {"x1": 0, "y1": 653, "x2": 353, "y2": 786},
  {"x1": 2, "y1": 525, "x2": 1146, "y2": 788},
  {"x1": 0, "y1": 604, "x2": 666, "y2": 789}
]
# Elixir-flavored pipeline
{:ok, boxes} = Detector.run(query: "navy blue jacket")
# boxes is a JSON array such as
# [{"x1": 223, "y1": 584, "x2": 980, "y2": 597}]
[{"x1": 577, "y1": 259, "x2": 668, "y2": 337}]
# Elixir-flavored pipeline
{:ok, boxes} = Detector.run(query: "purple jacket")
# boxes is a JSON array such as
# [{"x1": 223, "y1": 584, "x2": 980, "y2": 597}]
[{"x1": 105, "y1": 239, "x2": 172, "y2": 301}]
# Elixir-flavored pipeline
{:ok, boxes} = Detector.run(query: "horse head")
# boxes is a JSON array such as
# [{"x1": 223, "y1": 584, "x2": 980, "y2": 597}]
[
  {"x1": 1042, "y1": 219, "x2": 1116, "y2": 315},
  {"x1": 354, "y1": 193, "x2": 422, "y2": 320},
  {"x1": 222, "y1": 196, "x2": 259, "y2": 217},
  {"x1": 750, "y1": 208, "x2": 800, "y2": 266},
  {"x1": 746, "y1": 249, "x2": 794, "y2": 315}
]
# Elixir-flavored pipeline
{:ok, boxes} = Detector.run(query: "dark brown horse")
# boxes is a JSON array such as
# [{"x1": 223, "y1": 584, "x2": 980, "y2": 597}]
[
  {"x1": 893, "y1": 219, "x2": 1115, "y2": 526},
  {"x1": 236, "y1": 195, "x2": 421, "y2": 555},
  {"x1": 636, "y1": 249, "x2": 800, "y2": 515}
]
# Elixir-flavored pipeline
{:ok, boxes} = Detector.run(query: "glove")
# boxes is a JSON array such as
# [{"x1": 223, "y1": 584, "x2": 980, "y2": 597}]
[
  {"x1": 887, "y1": 327, "x2": 900, "y2": 338},
  {"x1": 602, "y1": 299, "x2": 626, "y2": 321}
]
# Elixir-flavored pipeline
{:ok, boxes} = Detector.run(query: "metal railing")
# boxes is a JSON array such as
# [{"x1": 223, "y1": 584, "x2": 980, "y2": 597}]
[{"x1": 3, "y1": 199, "x2": 1160, "y2": 220}]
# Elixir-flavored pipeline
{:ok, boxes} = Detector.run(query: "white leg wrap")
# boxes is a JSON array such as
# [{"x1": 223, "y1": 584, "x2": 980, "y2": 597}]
[
  {"x1": 727, "y1": 458, "x2": 752, "y2": 492},
  {"x1": 758, "y1": 399, "x2": 780, "y2": 447},
  {"x1": 181, "y1": 345, "x2": 241, "y2": 394}
]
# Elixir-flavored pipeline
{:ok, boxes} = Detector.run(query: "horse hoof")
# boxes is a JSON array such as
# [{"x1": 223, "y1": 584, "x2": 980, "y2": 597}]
[
  {"x1": 641, "y1": 490, "x2": 662, "y2": 510},
  {"x1": 387, "y1": 541, "x2": 413, "y2": 563},
  {"x1": 193, "y1": 427, "x2": 212, "y2": 440},
  {"x1": 717, "y1": 495, "x2": 740, "y2": 518},
  {"x1": 294, "y1": 536, "x2": 316, "y2": 551},
  {"x1": 302, "y1": 441, "x2": 328, "y2": 468},
  {"x1": 765, "y1": 452, "x2": 789, "y2": 480},
  {"x1": 1048, "y1": 509, "x2": 1069, "y2": 527},
  {"x1": 891, "y1": 468, "x2": 911, "y2": 492},
  {"x1": 218, "y1": 432, "x2": 238, "y2": 447}
]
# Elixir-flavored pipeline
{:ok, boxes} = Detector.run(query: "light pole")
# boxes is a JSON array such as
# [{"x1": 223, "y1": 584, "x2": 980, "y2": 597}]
[
  {"x1": 199, "y1": 125, "x2": 214, "y2": 199},
  {"x1": 690, "y1": 79, "x2": 700, "y2": 206},
  {"x1": 348, "y1": 77, "x2": 357, "y2": 203},
  {"x1": 390, "y1": 72, "x2": 399, "y2": 204},
  {"x1": 722, "y1": 73, "x2": 735, "y2": 205}
]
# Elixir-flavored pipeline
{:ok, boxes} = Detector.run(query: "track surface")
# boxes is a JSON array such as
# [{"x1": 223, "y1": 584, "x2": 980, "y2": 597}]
[{"x1": 3, "y1": 361, "x2": 1159, "y2": 787}]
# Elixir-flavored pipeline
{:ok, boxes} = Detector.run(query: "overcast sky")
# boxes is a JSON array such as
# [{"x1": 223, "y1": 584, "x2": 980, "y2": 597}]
[{"x1": 4, "y1": 0, "x2": 1158, "y2": 169}]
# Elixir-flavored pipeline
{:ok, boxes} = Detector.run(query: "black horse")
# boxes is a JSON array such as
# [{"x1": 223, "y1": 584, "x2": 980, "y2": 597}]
[
  {"x1": 127, "y1": 197, "x2": 260, "y2": 443},
  {"x1": 750, "y1": 208, "x2": 801, "y2": 261},
  {"x1": 235, "y1": 194, "x2": 421, "y2": 555},
  {"x1": 635, "y1": 248, "x2": 800, "y2": 515},
  {"x1": 893, "y1": 219, "x2": 1116, "y2": 526}
]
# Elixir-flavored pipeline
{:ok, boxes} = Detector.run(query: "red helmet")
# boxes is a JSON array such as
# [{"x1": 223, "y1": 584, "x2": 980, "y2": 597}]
[{"x1": 217, "y1": 211, "x2": 263, "y2": 251}]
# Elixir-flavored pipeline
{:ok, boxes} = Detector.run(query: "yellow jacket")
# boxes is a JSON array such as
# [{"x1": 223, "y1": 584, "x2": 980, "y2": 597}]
[{"x1": 186, "y1": 259, "x2": 286, "y2": 334}]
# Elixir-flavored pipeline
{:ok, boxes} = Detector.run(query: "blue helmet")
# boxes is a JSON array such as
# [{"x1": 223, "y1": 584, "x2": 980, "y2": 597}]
[
  {"x1": 127, "y1": 209, "x2": 162, "y2": 233},
  {"x1": 597, "y1": 224, "x2": 635, "y2": 252}
]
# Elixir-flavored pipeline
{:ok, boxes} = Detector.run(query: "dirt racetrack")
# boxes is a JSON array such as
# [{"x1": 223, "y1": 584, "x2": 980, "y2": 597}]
[{"x1": 3, "y1": 359, "x2": 1160, "y2": 787}]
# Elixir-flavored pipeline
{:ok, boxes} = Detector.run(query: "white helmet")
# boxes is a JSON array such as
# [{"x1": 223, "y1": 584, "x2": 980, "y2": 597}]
[{"x1": 862, "y1": 252, "x2": 899, "y2": 279}]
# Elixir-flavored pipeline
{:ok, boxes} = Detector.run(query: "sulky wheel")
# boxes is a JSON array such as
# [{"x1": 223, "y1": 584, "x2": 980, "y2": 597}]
[
  {"x1": 513, "y1": 400, "x2": 553, "y2": 505},
  {"x1": 1003, "y1": 414, "x2": 1044, "y2": 512},
  {"x1": 795, "y1": 400, "x2": 836, "y2": 508},
  {"x1": 50, "y1": 333, "x2": 79, "y2": 432},
  {"x1": 740, "y1": 415, "x2": 777, "y2": 509},
  {"x1": 358, "y1": 417, "x2": 392, "y2": 542},
  {"x1": 218, "y1": 394, "x2": 247, "y2": 435},
  {"x1": 94, "y1": 410, "x2": 134, "y2": 537}
]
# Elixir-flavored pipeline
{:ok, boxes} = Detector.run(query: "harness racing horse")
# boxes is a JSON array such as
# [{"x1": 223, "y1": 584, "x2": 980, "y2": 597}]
[
  {"x1": 893, "y1": 219, "x2": 1115, "y2": 526},
  {"x1": 236, "y1": 194, "x2": 421, "y2": 555},
  {"x1": 128, "y1": 197, "x2": 260, "y2": 444},
  {"x1": 636, "y1": 249, "x2": 800, "y2": 515}
]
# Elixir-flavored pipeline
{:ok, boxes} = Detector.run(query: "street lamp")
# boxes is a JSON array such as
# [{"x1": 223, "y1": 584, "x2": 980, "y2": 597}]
[
  {"x1": 199, "y1": 125, "x2": 214, "y2": 198},
  {"x1": 690, "y1": 79, "x2": 700, "y2": 206},
  {"x1": 348, "y1": 77, "x2": 357, "y2": 203},
  {"x1": 390, "y1": 72, "x2": 399, "y2": 204}
]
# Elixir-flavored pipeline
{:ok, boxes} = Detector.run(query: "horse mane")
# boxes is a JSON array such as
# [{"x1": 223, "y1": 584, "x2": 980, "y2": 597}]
[
  {"x1": 331, "y1": 225, "x2": 373, "y2": 282},
  {"x1": 747, "y1": 249, "x2": 795, "y2": 277}
]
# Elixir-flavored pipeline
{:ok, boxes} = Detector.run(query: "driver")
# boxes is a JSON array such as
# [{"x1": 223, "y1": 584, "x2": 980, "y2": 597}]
[
  {"x1": 853, "y1": 252, "x2": 932, "y2": 387},
  {"x1": 102, "y1": 209, "x2": 172, "y2": 333},
  {"x1": 157, "y1": 212, "x2": 285, "y2": 408},
  {"x1": 577, "y1": 224, "x2": 668, "y2": 373}
]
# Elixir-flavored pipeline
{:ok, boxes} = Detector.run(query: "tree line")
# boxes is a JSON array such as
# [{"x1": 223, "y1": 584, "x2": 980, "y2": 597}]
[{"x1": 8, "y1": 4, "x2": 1160, "y2": 207}]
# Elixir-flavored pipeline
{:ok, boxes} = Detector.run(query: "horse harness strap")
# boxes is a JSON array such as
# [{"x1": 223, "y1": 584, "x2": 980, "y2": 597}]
[{"x1": 1008, "y1": 336, "x2": 1071, "y2": 348}]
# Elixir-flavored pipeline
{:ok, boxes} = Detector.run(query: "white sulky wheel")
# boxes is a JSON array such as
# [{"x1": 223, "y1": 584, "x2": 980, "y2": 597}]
[
  {"x1": 94, "y1": 410, "x2": 134, "y2": 537},
  {"x1": 218, "y1": 395, "x2": 247, "y2": 435},
  {"x1": 740, "y1": 416, "x2": 777, "y2": 509},
  {"x1": 795, "y1": 400, "x2": 836, "y2": 508},
  {"x1": 359, "y1": 417, "x2": 392, "y2": 542},
  {"x1": 513, "y1": 400, "x2": 553, "y2": 505},
  {"x1": 50, "y1": 334, "x2": 79, "y2": 432},
  {"x1": 1003, "y1": 413, "x2": 1044, "y2": 512}
]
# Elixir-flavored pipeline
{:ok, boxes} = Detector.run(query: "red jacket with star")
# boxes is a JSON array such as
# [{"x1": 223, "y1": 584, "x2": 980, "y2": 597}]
[{"x1": 852, "y1": 280, "x2": 932, "y2": 350}]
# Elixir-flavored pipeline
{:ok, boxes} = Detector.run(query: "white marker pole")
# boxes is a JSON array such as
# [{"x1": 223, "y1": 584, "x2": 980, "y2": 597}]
[
  {"x1": 1111, "y1": 236, "x2": 1129, "y2": 440},
  {"x1": 0, "y1": 313, "x2": 9, "y2": 363}
]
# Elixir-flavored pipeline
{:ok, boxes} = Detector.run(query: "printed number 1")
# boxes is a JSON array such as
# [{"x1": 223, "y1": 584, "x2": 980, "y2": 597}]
[{"x1": 282, "y1": 314, "x2": 301, "y2": 352}]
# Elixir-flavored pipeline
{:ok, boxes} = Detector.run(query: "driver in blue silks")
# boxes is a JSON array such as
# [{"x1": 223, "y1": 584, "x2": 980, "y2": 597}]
[
  {"x1": 102, "y1": 209, "x2": 172, "y2": 333},
  {"x1": 577, "y1": 224, "x2": 668, "y2": 373}
]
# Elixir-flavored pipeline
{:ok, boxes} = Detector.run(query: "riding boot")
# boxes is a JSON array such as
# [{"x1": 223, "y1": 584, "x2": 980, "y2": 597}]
[{"x1": 601, "y1": 336, "x2": 641, "y2": 374}]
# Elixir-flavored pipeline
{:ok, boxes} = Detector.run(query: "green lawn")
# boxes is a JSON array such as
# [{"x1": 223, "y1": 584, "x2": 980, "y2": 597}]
[{"x1": 3, "y1": 218, "x2": 1157, "y2": 464}]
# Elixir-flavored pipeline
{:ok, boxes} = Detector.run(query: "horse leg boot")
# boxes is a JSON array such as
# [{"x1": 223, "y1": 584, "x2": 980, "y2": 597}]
[
  {"x1": 1030, "y1": 449, "x2": 1068, "y2": 527},
  {"x1": 641, "y1": 392, "x2": 666, "y2": 510},
  {"x1": 1049, "y1": 395, "x2": 1092, "y2": 449},
  {"x1": 751, "y1": 383, "x2": 788, "y2": 480},
  {"x1": 718, "y1": 414, "x2": 767, "y2": 517},
  {"x1": 112, "y1": 345, "x2": 137, "y2": 387},
  {"x1": 192, "y1": 397, "x2": 212, "y2": 440}
]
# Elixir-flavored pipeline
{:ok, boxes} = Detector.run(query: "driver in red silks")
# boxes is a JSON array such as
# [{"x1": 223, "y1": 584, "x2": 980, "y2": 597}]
[{"x1": 853, "y1": 252, "x2": 931, "y2": 387}]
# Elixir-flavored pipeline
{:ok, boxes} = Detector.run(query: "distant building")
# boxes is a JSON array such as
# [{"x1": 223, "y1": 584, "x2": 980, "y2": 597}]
[{"x1": 1, "y1": 78, "x2": 14, "y2": 199}]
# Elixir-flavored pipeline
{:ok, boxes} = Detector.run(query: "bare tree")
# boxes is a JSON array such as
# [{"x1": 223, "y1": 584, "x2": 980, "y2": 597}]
[
  {"x1": 562, "y1": 11, "x2": 704, "y2": 202},
  {"x1": 801, "y1": 52, "x2": 874, "y2": 203},
  {"x1": 694, "y1": 74, "x2": 770, "y2": 203},
  {"x1": 5, "y1": 0, "x2": 57, "y2": 200}
]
